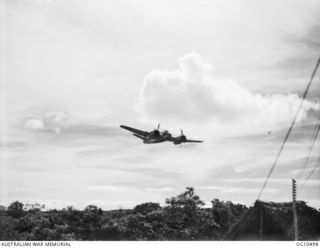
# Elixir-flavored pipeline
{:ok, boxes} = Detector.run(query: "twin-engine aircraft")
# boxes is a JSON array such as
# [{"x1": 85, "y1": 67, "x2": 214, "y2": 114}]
[{"x1": 120, "y1": 124, "x2": 203, "y2": 145}]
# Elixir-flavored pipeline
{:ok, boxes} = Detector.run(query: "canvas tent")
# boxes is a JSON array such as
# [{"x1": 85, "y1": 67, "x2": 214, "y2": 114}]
[{"x1": 225, "y1": 200, "x2": 320, "y2": 240}]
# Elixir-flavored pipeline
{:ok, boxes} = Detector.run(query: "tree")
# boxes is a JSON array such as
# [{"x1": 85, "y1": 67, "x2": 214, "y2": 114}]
[
  {"x1": 7, "y1": 201, "x2": 25, "y2": 218},
  {"x1": 24, "y1": 203, "x2": 45, "y2": 213},
  {"x1": 164, "y1": 187, "x2": 206, "y2": 239},
  {"x1": 16, "y1": 215, "x2": 35, "y2": 233},
  {"x1": 81, "y1": 205, "x2": 103, "y2": 240},
  {"x1": 133, "y1": 202, "x2": 161, "y2": 215},
  {"x1": 165, "y1": 187, "x2": 204, "y2": 222},
  {"x1": 211, "y1": 199, "x2": 248, "y2": 231}
]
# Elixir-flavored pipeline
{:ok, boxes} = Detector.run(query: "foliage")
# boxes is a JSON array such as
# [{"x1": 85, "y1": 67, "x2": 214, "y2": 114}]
[
  {"x1": 1, "y1": 187, "x2": 318, "y2": 241},
  {"x1": 81, "y1": 205, "x2": 103, "y2": 240},
  {"x1": 163, "y1": 187, "x2": 222, "y2": 240},
  {"x1": 133, "y1": 202, "x2": 161, "y2": 215},
  {"x1": 7, "y1": 201, "x2": 25, "y2": 218},
  {"x1": 24, "y1": 203, "x2": 46, "y2": 213},
  {"x1": 211, "y1": 198, "x2": 248, "y2": 231}
]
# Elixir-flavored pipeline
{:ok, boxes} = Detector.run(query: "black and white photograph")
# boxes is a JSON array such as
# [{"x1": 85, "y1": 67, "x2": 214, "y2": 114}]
[{"x1": 0, "y1": 0, "x2": 320, "y2": 245}]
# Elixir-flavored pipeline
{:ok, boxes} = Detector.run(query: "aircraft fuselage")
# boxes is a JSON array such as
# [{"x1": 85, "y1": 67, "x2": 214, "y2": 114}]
[{"x1": 144, "y1": 132, "x2": 171, "y2": 144}]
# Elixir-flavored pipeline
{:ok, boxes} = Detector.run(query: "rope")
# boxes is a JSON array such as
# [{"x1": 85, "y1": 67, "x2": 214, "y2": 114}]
[
  {"x1": 297, "y1": 117, "x2": 320, "y2": 179},
  {"x1": 257, "y1": 56, "x2": 320, "y2": 199},
  {"x1": 300, "y1": 125, "x2": 320, "y2": 189},
  {"x1": 300, "y1": 158, "x2": 320, "y2": 190}
]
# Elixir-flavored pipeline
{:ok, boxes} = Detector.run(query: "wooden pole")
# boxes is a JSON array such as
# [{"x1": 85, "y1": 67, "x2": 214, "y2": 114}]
[
  {"x1": 259, "y1": 205, "x2": 263, "y2": 239},
  {"x1": 292, "y1": 178, "x2": 298, "y2": 240}
]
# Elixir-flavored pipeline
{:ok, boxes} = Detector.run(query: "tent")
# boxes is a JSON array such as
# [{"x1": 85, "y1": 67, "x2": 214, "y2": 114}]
[{"x1": 224, "y1": 200, "x2": 320, "y2": 240}]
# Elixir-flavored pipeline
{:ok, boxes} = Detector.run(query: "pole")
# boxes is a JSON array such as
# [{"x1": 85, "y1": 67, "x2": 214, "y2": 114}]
[
  {"x1": 292, "y1": 178, "x2": 298, "y2": 240},
  {"x1": 259, "y1": 205, "x2": 263, "y2": 239}
]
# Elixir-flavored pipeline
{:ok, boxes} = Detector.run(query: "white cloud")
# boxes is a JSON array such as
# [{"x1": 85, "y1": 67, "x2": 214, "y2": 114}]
[
  {"x1": 24, "y1": 111, "x2": 70, "y2": 134},
  {"x1": 88, "y1": 185, "x2": 125, "y2": 191},
  {"x1": 219, "y1": 177, "x2": 320, "y2": 187},
  {"x1": 146, "y1": 187, "x2": 176, "y2": 192},
  {"x1": 44, "y1": 111, "x2": 69, "y2": 124},
  {"x1": 220, "y1": 178, "x2": 291, "y2": 184},
  {"x1": 137, "y1": 53, "x2": 319, "y2": 134},
  {"x1": 304, "y1": 199, "x2": 320, "y2": 209},
  {"x1": 290, "y1": 166, "x2": 320, "y2": 176},
  {"x1": 234, "y1": 166, "x2": 248, "y2": 173},
  {"x1": 299, "y1": 179, "x2": 320, "y2": 187},
  {"x1": 199, "y1": 185, "x2": 279, "y2": 194},
  {"x1": 25, "y1": 119, "x2": 45, "y2": 130}
]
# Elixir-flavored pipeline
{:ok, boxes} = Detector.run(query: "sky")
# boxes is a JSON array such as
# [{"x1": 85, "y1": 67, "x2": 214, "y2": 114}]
[{"x1": 0, "y1": 0, "x2": 320, "y2": 210}]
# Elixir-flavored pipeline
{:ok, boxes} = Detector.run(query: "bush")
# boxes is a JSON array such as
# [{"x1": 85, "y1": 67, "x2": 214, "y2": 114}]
[
  {"x1": 133, "y1": 202, "x2": 161, "y2": 215},
  {"x1": 8, "y1": 201, "x2": 25, "y2": 218}
]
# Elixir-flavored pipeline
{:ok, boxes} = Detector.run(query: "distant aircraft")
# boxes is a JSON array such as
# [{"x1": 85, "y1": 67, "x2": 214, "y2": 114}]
[
  {"x1": 120, "y1": 124, "x2": 203, "y2": 145},
  {"x1": 268, "y1": 130, "x2": 272, "y2": 135}
]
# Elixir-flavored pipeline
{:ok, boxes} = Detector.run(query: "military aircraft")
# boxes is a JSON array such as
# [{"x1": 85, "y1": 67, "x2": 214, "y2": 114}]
[{"x1": 120, "y1": 124, "x2": 203, "y2": 145}]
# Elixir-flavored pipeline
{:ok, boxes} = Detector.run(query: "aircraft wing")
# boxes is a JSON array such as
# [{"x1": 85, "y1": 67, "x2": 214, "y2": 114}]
[
  {"x1": 120, "y1": 125, "x2": 149, "y2": 137},
  {"x1": 133, "y1": 134, "x2": 145, "y2": 140},
  {"x1": 185, "y1": 139, "x2": 203, "y2": 143}
]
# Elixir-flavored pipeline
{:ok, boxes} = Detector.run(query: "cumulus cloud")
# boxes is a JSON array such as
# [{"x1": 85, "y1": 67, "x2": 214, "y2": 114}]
[
  {"x1": 25, "y1": 119, "x2": 45, "y2": 130},
  {"x1": 137, "y1": 53, "x2": 319, "y2": 132},
  {"x1": 24, "y1": 111, "x2": 70, "y2": 134}
]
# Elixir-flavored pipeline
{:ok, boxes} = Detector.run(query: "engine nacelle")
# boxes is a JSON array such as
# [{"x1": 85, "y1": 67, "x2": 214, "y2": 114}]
[
  {"x1": 151, "y1": 130, "x2": 160, "y2": 136},
  {"x1": 174, "y1": 135, "x2": 186, "y2": 144}
]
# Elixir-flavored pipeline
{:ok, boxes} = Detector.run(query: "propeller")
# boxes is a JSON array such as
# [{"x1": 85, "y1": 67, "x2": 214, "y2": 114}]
[
  {"x1": 152, "y1": 123, "x2": 160, "y2": 136},
  {"x1": 180, "y1": 129, "x2": 186, "y2": 141}
]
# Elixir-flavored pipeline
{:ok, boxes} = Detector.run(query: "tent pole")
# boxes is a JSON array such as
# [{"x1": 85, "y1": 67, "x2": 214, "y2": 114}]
[
  {"x1": 259, "y1": 205, "x2": 263, "y2": 239},
  {"x1": 292, "y1": 178, "x2": 299, "y2": 240}
]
